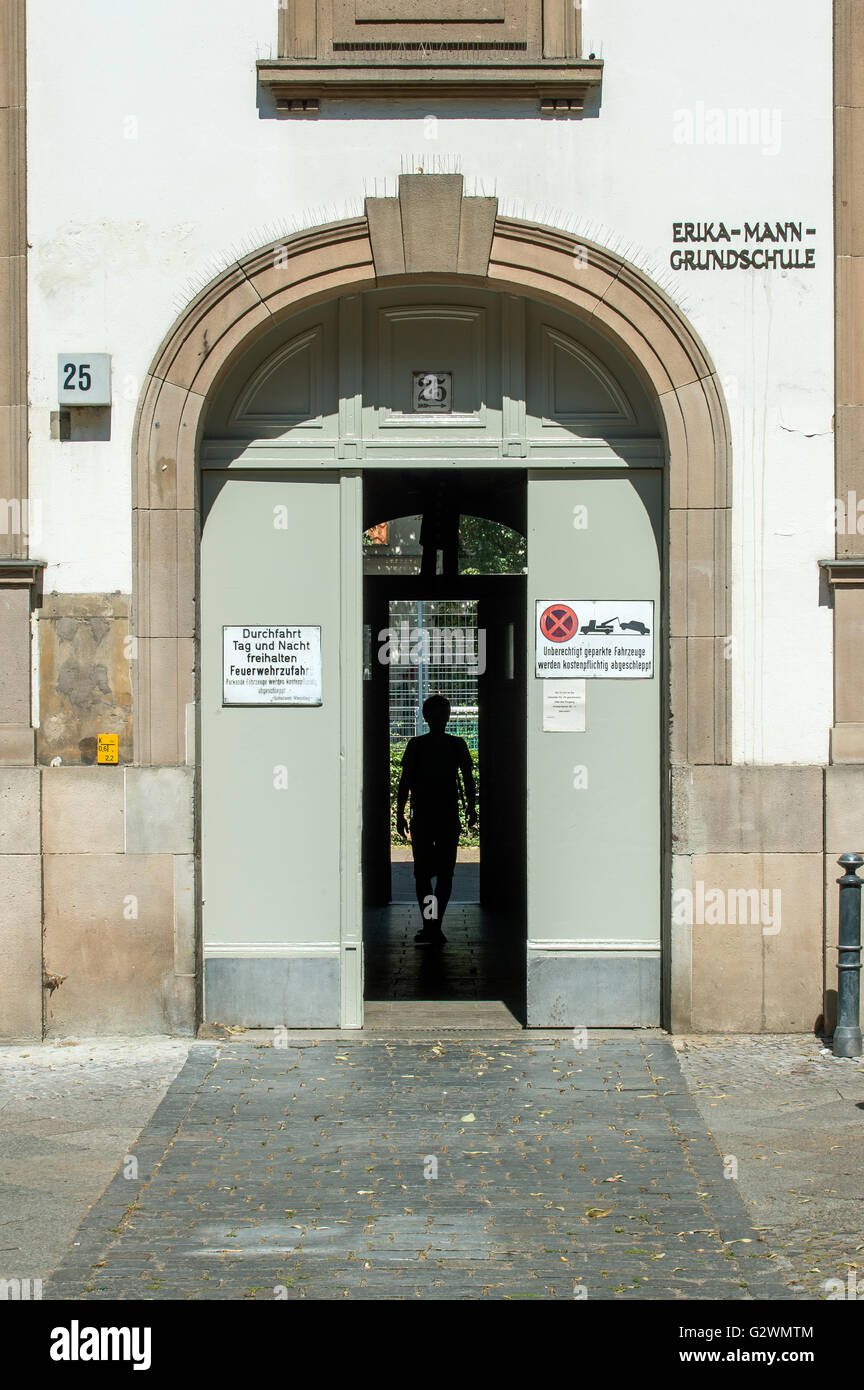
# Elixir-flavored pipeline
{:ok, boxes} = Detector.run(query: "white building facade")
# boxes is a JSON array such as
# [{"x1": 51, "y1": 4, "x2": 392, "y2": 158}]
[{"x1": 0, "y1": 0, "x2": 860, "y2": 1036}]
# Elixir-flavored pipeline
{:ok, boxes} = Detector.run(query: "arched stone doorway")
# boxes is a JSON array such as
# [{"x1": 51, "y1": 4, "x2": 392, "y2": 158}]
[{"x1": 131, "y1": 175, "x2": 731, "y2": 1029}]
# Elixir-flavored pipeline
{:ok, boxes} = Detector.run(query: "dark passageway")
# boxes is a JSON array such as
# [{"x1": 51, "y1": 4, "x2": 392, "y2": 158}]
[
  {"x1": 361, "y1": 470, "x2": 527, "y2": 1024},
  {"x1": 364, "y1": 859, "x2": 523, "y2": 1023}
]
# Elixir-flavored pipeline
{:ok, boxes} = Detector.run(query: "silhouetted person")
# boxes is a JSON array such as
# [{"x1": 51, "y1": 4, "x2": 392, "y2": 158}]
[{"x1": 397, "y1": 694, "x2": 477, "y2": 945}]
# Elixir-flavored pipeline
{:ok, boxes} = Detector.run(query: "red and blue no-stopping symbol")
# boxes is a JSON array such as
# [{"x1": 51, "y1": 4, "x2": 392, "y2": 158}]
[{"x1": 540, "y1": 603, "x2": 579, "y2": 643}]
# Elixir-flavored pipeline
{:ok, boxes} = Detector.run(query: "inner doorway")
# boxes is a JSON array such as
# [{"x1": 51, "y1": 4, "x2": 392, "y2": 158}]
[{"x1": 361, "y1": 470, "x2": 527, "y2": 1025}]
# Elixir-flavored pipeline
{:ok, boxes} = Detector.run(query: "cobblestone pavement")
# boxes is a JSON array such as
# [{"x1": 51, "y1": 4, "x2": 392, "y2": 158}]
[
  {"x1": 676, "y1": 1034, "x2": 864, "y2": 1301},
  {"x1": 45, "y1": 1033, "x2": 789, "y2": 1301}
]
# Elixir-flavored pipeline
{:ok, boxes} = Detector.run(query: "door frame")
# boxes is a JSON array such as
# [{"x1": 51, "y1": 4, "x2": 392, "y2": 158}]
[{"x1": 340, "y1": 471, "x2": 364, "y2": 1027}]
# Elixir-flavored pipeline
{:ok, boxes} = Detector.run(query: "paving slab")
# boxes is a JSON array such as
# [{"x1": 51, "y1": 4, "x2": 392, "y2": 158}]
[
  {"x1": 676, "y1": 1033, "x2": 864, "y2": 1300},
  {"x1": 0, "y1": 1038, "x2": 189, "y2": 1285}
]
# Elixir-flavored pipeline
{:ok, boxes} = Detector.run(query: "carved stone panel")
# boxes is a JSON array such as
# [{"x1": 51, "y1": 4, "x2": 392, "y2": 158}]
[{"x1": 265, "y1": 0, "x2": 601, "y2": 110}]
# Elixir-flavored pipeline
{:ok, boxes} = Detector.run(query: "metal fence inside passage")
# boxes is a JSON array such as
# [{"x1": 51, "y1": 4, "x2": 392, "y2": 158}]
[{"x1": 387, "y1": 599, "x2": 479, "y2": 749}]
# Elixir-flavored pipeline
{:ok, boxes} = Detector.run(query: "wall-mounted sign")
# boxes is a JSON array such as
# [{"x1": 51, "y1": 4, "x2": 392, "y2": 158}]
[
  {"x1": 223, "y1": 626, "x2": 322, "y2": 706},
  {"x1": 542, "y1": 679, "x2": 586, "y2": 731},
  {"x1": 57, "y1": 353, "x2": 111, "y2": 406},
  {"x1": 413, "y1": 371, "x2": 452, "y2": 413},
  {"x1": 536, "y1": 600, "x2": 654, "y2": 679},
  {"x1": 96, "y1": 734, "x2": 119, "y2": 764}
]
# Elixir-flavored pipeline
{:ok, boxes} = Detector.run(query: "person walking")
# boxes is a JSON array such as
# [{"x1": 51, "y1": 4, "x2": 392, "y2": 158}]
[{"x1": 396, "y1": 694, "x2": 477, "y2": 945}]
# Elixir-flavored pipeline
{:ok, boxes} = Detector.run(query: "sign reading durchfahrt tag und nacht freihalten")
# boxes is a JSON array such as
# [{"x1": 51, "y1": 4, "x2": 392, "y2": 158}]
[
  {"x1": 535, "y1": 601, "x2": 654, "y2": 679},
  {"x1": 223, "y1": 626, "x2": 322, "y2": 706}
]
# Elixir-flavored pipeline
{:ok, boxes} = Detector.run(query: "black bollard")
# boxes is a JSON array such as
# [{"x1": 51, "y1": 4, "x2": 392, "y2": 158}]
[{"x1": 833, "y1": 852, "x2": 864, "y2": 1058}]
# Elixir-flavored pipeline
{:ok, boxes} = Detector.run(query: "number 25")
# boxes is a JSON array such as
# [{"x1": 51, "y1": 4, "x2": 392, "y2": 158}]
[{"x1": 63, "y1": 362, "x2": 92, "y2": 391}]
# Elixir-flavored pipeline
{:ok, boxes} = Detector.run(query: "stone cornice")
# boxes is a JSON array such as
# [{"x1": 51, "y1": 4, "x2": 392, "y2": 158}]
[
  {"x1": 819, "y1": 557, "x2": 864, "y2": 587},
  {"x1": 256, "y1": 57, "x2": 603, "y2": 113},
  {"x1": 0, "y1": 559, "x2": 46, "y2": 590}
]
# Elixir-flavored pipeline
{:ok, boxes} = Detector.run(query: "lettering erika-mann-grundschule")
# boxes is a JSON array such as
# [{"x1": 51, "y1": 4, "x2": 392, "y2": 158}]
[{"x1": 670, "y1": 219, "x2": 816, "y2": 271}]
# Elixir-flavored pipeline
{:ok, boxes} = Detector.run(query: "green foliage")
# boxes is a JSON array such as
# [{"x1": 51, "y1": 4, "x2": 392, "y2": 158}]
[
  {"x1": 459, "y1": 516, "x2": 526, "y2": 576},
  {"x1": 389, "y1": 742, "x2": 480, "y2": 847}
]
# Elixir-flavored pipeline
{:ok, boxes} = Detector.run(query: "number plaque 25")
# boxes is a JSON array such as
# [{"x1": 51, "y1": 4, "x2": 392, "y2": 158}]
[{"x1": 57, "y1": 353, "x2": 111, "y2": 406}]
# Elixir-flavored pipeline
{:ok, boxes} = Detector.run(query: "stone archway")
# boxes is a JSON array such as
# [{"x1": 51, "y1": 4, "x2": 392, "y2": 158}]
[
  {"x1": 131, "y1": 173, "x2": 731, "y2": 1028},
  {"x1": 132, "y1": 174, "x2": 729, "y2": 771}
]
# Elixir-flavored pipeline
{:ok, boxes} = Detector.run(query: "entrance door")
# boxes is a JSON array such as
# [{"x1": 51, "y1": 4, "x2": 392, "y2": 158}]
[
  {"x1": 198, "y1": 466, "x2": 660, "y2": 1029},
  {"x1": 525, "y1": 469, "x2": 663, "y2": 1025},
  {"x1": 200, "y1": 470, "x2": 362, "y2": 1027}
]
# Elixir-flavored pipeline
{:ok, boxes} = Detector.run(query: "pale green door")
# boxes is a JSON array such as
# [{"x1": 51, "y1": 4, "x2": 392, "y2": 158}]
[
  {"x1": 526, "y1": 470, "x2": 662, "y2": 1025},
  {"x1": 200, "y1": 470, "x2": 362, "y2": 1026}
]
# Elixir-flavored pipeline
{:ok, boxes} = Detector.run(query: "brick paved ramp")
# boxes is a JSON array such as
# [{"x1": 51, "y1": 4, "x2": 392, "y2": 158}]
[{"x1": 46, "y1": 1034, "x2": 790, "y2": 1300}]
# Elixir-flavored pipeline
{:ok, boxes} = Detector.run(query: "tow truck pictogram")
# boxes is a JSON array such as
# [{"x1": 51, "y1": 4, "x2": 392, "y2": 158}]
[{"x1": 579, "y1": 615, "x2": 651, "y2": 637}]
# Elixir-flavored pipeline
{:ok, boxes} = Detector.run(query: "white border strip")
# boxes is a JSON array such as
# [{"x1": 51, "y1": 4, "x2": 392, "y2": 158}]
[
  {"x1": 528, "y1": 940, "x2": 661, "y2": 953},
  {"x1": 204, "y1": 944, "x2": 340, "y2": 959}
]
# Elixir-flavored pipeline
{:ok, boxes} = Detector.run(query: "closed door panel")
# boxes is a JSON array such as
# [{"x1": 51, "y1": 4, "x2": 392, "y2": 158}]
[
  {"x1": 201, "y1": 474, "x2": 343, "y2": 1002},
  {"x1": 526, "y1": 471, "x2": 662, "y2": 1025}
]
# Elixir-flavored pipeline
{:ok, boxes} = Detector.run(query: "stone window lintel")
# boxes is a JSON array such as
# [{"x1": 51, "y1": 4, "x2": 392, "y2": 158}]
[
  {"x1": 256, "y1": 58, "x2": 603, "y2": 114},
  {"x1": 819, "y1": 558, "x2": 864, "y2": 587},
  {"x1": 0, "y1": 558, "x2": 46, "y2": 590}
]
